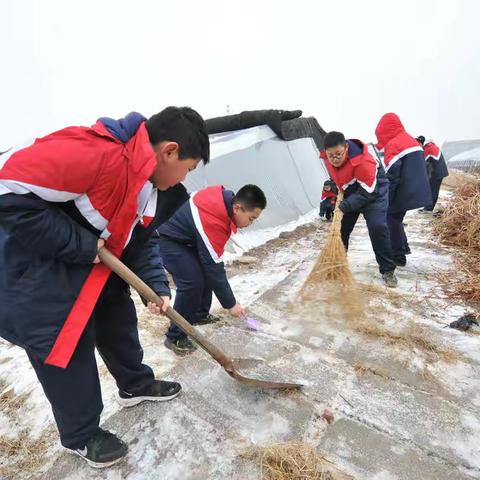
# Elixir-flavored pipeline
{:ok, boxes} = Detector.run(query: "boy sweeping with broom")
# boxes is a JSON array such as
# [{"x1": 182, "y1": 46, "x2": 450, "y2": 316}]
[{"x1": 320, "y1": 131, "x2": 398, "y2": 287}]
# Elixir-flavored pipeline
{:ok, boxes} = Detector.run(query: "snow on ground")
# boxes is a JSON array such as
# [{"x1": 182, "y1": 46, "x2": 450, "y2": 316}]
[{"x1": 2, "y1": 190, "x2": 480, "y2": 479}]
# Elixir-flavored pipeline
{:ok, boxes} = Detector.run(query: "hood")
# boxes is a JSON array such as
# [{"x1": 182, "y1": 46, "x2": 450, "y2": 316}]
[{"x1": 375, "y1": 113, "x2": 406, "y2": 150}]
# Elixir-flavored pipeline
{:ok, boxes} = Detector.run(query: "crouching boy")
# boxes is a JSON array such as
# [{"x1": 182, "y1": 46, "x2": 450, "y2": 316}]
[
  {"x1": 319, "y1": 179, "x2": 338, "y2": 221},
  {"x1": 157, "y1": 184, "x2": 267, "y2": 355}
]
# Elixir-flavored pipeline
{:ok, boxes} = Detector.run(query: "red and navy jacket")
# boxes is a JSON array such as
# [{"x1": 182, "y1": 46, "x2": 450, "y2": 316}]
[
  {"x1": 157, "y1": 185, "x2": 237, "y2": 309},
  {"x1": 0, "y1": 113, "x2": 188, "y2": 368},
  {"x1": 320, "y1": 139, "x2": 389, "y2": 213},
  {"x1": 375, "y1": 113, "x2": 432, "y2": 213},
  {"x1": 423, "y1": 140, "x2": 449, "y2": 180},
  {"x1": 321, "y1": 189, "x2": 337, "y2": 205}
]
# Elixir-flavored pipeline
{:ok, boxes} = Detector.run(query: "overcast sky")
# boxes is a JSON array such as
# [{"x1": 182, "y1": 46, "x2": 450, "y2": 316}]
[{"x1": 1, "y1": 0, "x2": 479, "y2": 149}]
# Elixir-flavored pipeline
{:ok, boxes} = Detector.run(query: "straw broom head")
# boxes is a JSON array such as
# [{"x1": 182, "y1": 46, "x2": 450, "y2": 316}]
[{"x1": 303, "y1": 191, "x2": 353, "y2": 286}]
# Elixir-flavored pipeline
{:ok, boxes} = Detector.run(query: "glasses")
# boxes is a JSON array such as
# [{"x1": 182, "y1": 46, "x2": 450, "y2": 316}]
[{"x1": 326, "y1": 148, "x2": 346, "y2": 161}]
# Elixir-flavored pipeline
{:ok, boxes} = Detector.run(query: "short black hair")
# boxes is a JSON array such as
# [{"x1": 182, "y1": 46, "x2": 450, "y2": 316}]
[
  {"x1": 416, "y1": 135, "x2": 425, "y2": 145},
  {"x1": 146, "y1": 106, "x2": 210, "y2": 164},
  {"x1": 233, "y1": 184, "x2": 267, "y2": 211},
  {"x1": 324, "y1": 131, "x2": 346, "y2": 149}
]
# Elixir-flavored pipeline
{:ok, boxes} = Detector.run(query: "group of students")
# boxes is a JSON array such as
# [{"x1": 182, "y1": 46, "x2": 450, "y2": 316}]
[
  {"x1": 0, "y1": 107, "x2": 448, "y2": 468},
  {"x1": 318, "y1": 112, "x2": 449, "y2": 288}
]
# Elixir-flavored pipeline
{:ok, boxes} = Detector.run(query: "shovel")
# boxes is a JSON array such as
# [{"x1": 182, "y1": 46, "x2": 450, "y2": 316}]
[{"x1": 99, "y1": 247, "x2": 303, "y2": 390}]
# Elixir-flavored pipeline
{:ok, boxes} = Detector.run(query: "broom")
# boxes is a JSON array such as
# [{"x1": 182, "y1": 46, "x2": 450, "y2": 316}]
[{"x1": 301, "y1": 191, "x2": 353, "y2": 290}]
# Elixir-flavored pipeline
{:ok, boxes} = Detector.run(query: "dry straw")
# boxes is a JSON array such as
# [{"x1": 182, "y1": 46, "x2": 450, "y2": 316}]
[
  {"x1": 0, "y1": 429, "x2": 54, "y2": 478},
  {"x1": 433, "y1": 177, "x2": 480, "y2": 250},
  {"x1": 256, "y1": 442, "x2": 340, "y2": 480},
  {"x1": 433, "y1": 174, "x2": 480, "y2": 302},
  {"x1": 301, "y1": 192, "x2": 353, "y2": 295}
]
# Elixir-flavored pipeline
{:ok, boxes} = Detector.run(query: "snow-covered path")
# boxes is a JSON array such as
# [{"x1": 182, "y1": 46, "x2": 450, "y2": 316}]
[{"x1": 2, "y1": 191, "x2": 480, "y2": 479}]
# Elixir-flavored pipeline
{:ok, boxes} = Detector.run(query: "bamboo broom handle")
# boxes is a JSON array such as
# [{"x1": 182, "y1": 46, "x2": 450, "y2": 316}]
[{"x1": 331, "y1": 191, "x2": 345, "y2": 234}]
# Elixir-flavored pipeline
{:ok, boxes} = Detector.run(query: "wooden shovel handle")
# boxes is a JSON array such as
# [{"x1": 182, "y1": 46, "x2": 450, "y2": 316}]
[{"x1": 98, "y1": 247, "x2": 234, "y2": 369}]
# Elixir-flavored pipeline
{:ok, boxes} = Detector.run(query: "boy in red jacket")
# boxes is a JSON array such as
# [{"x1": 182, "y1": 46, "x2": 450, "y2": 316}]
[
  {"x1": 0, "y1": 107, "x2": 209, "y2": 467},
  {"x1": 375, "y1": 113, "x2": 431, "y2": 266},
  {"x1": 416, "y1": 136, "x2": 449, "y2": 212},
  {"x1": 319, "y1": 179, "x2": 338, "y2": 221},
  {"x1": 157, "y1": 184, "x2": 267, "y2": 355},
  {"x1": 320, "y1": 131, "x2": 397, "y2": 287}
]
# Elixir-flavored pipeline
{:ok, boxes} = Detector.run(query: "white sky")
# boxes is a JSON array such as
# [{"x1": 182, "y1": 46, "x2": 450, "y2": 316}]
[{"x1": 1, "y1": 0, "x2": 479, "y2": 149}]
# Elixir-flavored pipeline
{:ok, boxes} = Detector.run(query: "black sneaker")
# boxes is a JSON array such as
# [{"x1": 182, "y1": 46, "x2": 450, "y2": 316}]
[
  {"x1": 195, "y1": 313, "x2": 221, "y2": 325},
  {"x1": 65, "y1": 428, "x2": 127, "y2": 468},
  {"x1": 393, "y1": 254, "x2": 407, "y2": 267},
  {"x1": 382, "y1": 271, "x2": 398, "y2": 288},
  {"x1": 117, "y1": 379, "x2": 182, "y2": 407},
  {"x1": 164, "y1": 337, "x2": 197, "y2": 356}
]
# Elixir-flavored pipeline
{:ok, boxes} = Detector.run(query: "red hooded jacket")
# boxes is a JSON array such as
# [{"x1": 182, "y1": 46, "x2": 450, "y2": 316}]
[
  {"x1": 375, "y1": 113, "x2": 432, "y2": 212},
  {"x1": 0, "y1": 120, "x2": 159, "y2": 367}
]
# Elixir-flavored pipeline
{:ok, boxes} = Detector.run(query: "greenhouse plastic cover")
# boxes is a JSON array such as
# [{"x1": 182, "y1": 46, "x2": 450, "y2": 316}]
[
  {"x1": 447, "y1": 146, "x2": 480, "y2": 173},
  {"x1": 183, "y1": 124, "x2": 329, "y2": 250},
  {"x1": 441, "y1": 139, "x2": 480, "y2": 160}
]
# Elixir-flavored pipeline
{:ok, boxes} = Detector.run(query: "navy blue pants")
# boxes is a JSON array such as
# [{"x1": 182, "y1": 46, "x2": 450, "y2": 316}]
[
  {"x1": 387, "y1": 211, "x2": 408, "y2": 262},
  {"x1": 425, "y1": 178, "x2": 443, "y2": 211},
  {"x1": 158, "y1": 237, "x2": 212, "y2": 341},
  {"x1": 27, "y1": 284, "x2": 154, "y2": 449},
  {"x1": 319, "y1": 199, "x2": 334, "y2": 220},
  {"x1": 341, "y1": 207, "x2": 396, "y2": 274}
]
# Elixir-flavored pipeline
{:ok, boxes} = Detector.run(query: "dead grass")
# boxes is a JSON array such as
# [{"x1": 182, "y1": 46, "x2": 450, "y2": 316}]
[
  {"x1": 441, "y1": 169, "x2": 477, "y2": 191},
  {"x1": 139, "y1": 312, "x2": 170, "y2": 338},
  {"x1": 358, "y1": 282, "x2": 441, "y2": 318},
  {"x1": 132, "y1": 291, "x2": 170, "y2": 338},
  {"x1": 245, "y1": 442, "x2": 353, "y2": 480},
  {"x1": 0, "y1": 387, "x2": 29, "y2": 420},
  {"x1": 357, "y1": 282, "x2": 406, "y2": 310},
  {"x1": 353, "y1": 321, "x2": 459, "y2": 364},
  {"x1": 0, "y1": 428, "x2": 56, "y2": 479},
  {"x1": 0, "y1": 385, "x2": 55, "y2": 478},
  {"x1": 295, "y1": 280, "x2": 459, "y2": 365},
  {"x1": 433, "y1": 176, "x2": 480, "y2": 303},
  {"x1": 436, "y1": 253, "x2": 480, "y2": 303},
  {"x1": 353, "y1": 362, "x2": 390, "y2": 379},
  {"x1": 433, "y1": 178, "x2": 480, "y2": 250}
]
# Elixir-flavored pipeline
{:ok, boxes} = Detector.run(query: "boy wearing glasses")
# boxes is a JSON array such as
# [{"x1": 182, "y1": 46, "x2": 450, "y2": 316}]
[
  {"x1": 320, "y1": 131, "x2": 398, "y2": 287},
  {"x1": 156, "y1": 184, "x2": 267, "y2": 355}
]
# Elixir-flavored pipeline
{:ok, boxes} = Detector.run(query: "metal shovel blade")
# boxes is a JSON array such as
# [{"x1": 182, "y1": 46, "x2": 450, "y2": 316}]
[
  {"x1": 99, "y1": 248, "x2": 303, "y2": 390},
  {"x1": 227, "y1": 358, "x2": 303, "y2": 389}
]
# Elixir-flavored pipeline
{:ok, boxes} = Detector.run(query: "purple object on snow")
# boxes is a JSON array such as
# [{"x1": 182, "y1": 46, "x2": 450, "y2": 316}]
[{"x1": 244, "y1": 316, "x2": 261, "y2": 331}]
